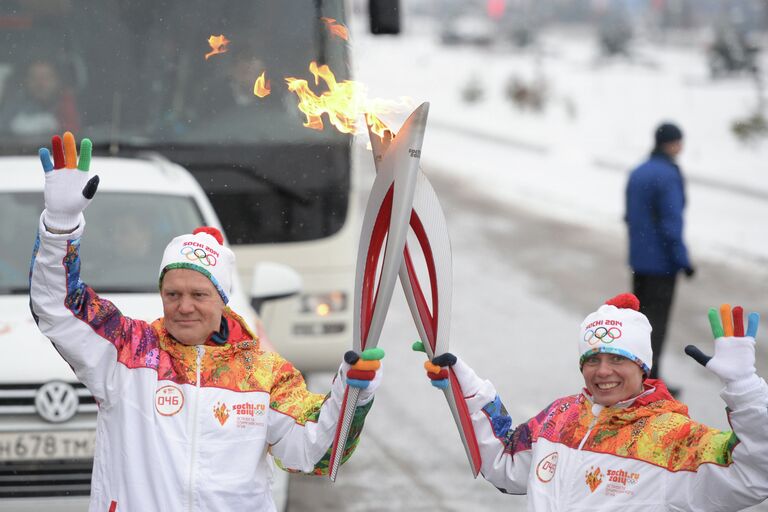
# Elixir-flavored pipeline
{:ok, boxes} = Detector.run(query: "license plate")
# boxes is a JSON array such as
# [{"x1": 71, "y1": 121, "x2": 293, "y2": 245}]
[{"x1": 0, "y1": 431, "x2": 96, "y2": 461}]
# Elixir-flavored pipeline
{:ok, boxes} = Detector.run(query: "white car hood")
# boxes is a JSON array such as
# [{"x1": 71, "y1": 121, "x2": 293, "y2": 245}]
[{"x1": 1, "y1": 293, "x2": 164, "y2": 383}]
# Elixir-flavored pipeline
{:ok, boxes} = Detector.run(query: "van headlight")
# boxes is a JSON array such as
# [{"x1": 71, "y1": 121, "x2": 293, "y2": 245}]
[{"x1": 299, "y1": 291, "x2": 347, "y2": 317}]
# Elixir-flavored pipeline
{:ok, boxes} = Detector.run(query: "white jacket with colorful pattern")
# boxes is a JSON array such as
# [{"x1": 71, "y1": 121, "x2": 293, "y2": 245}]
[
  {"x1": 29, "y1": 219, "x2": 372, "y2": 512},
  {"x1": 468, "y1": 375, "x2": 768, "y2": 511}
]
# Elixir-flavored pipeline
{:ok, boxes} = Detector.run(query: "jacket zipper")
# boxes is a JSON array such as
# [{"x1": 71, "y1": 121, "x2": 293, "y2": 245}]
[
  {"x1": 577, "y1": 404, "x2": 603, "y2": 451},
  {"x1": 187, "y1": 346, "x2": 204, "y2": 512}
]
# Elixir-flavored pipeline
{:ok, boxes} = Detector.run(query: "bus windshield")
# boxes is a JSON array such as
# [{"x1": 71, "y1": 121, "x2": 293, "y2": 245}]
[
  {"x1": 0, "y1": 0, "x2": 350, "y2": 146},
  {"x1": 0, "y1": 0, "x2": 353, "y2": 245}
]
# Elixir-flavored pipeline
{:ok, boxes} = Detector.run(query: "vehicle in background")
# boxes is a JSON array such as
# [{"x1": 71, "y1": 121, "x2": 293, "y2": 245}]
[
  {"x1": 0, "y1": 155, "x2": 299, "y2": 511},
  {"x1": 0, "y1": 0, "x2": 399, "y2": 374},
  {"x1": 440, "y1": 14, "x2": 496, "y2": 47},
  {"x1": 436, "y1": 0, "x2": 497, "y2": 47}
]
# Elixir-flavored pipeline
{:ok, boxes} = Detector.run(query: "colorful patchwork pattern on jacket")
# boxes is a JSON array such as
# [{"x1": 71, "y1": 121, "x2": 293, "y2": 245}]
[
  {"x1": 275, "y1": 399, "x2": 373, "y2": 476},
  {"x1": 482, "y1": 380, "x2": 738, "y2": 471},
  {"x1": 63, "y1": 239, "x2": 305, "y2": 393},
  {"x1": 61, "y1": 238, "x2": 372, "y2": 473}
]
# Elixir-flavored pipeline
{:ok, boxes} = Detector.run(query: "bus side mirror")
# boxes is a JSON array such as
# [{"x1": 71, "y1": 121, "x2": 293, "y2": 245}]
[
  {"x1": 250, "y1": 262, "x2": 302, "y2": 314},
  {"x1": 369, "y1": 0, "x2": 400, "y2": 35}
]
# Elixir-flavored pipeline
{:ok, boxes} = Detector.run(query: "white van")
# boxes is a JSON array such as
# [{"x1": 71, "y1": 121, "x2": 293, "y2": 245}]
[{"x1": 0, "y1": 154, "x2": 295, "y2": 510}]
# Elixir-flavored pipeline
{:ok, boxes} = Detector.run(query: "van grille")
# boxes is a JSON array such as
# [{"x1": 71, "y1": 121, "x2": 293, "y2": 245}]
[
  {"x1": 0, "y1": 382, "x2": 97, "y2": 416},
  {"x1": 0, "y1": 382, "x2": 95, "y2": 497},
  {"x1": 0, "y1": 459, "x2": 92, "y2": 497}
]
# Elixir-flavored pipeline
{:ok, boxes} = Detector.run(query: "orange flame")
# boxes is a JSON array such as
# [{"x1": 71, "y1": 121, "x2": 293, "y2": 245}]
[
  {"x1": 253, "y1": 71, "x2": 271, "y2": 98},
  {"x1": 321, "y1": 17, "x2": 349, "y2": 41},
  {"x1": 285, "y1": 62, "x2": 411, "y2": 139},
  {"x1": 205, "y1": 34, "x2": 230, "y2": 60}
]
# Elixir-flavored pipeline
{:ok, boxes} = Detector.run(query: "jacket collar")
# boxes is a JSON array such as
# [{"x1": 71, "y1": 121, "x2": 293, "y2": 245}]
[{"x1": 157, "y1": 307, "x2": 260, "y2": 356}]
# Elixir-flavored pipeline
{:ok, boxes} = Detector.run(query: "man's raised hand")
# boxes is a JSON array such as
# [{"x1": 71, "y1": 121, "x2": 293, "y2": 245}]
[{"x1": 39, "y1": 132, "x2": 99, "y2": 232}]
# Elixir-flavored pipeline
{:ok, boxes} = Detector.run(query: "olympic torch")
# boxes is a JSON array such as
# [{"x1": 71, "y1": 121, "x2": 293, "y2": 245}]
[
  {"x1": 328, "y1": 102, "x2": 430, "y2": 482},
  {"x1": 368, "y1": 118, "x2": 482, "y2": 478}
]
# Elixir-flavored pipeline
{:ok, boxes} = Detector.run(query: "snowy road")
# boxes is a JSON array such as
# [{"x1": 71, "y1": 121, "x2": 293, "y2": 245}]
[
  {"x1": 288, "y1": 162, "x2": 768, "y2": 511},
  {"x1": 288, "y1": 19, "x2": 768, "y2": 511}
]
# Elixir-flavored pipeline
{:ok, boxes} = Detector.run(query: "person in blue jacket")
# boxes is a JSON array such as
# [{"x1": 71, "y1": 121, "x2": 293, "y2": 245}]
[{"x1": 625, "y1": 122, "x2": 694, "y2": 387}]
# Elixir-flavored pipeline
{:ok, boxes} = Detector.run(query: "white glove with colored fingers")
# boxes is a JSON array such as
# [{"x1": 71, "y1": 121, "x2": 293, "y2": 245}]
[
  {"x1": 685, "y1": 304, "x2": 760, "y2": 392},
  {"x1": 40, "y1": 132, "x2": 100, "y2": 232},
  {"x1": 412, "y1": 342, "x2": 484, "y2": 397},
  {"x1": 340, "y1": 348, "x2": 385, "y2": 403}
]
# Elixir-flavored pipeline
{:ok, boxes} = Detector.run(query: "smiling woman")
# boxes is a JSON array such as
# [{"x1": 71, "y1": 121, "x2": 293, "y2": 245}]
[{"x1": 416, "y1": 293, "x2": 768, "y2": 511}]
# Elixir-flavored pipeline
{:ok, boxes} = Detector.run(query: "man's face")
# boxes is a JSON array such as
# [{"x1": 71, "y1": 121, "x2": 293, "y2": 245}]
[
  {"x1": 581, "y1": 353, "x2": 645, "y2": 406},
  {"x1": 161, "y1": 269, "x2": 224, "y2": 346},
  {"x1": 663, "y1": 140, "x2": 683, "y2": 158}
]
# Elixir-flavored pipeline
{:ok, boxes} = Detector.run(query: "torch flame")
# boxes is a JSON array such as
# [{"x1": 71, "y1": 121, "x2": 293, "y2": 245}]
[
  {"x1": 253, "y1": 71, "x2": 271, "y2": 98},
  {"x1": 286, "y1": 62, "x2": 411, "y2": 140},
  {"x1": 320, "y1": 17, "x2": 349, "y2": 41},
  {"x1": 205, "y1": 34, "x2": 230, "y2": 60},
  {"x1": 365, "y1": 112, "x2": 391, "y2": 140}
]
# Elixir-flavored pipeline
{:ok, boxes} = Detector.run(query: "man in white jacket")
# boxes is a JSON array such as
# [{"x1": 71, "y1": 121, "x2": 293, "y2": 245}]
[
  {"x1": 420, "y1": 293, "x2": 768, "y2": 511},
  {"x1": 29, "y1": 132, "x2": 383, "y2": 511}
]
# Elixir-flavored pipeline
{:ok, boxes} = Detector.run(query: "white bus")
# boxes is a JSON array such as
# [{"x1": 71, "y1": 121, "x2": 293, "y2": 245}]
[{"x1": 0, "y1": 0, "x2": 399, "y2": 373}]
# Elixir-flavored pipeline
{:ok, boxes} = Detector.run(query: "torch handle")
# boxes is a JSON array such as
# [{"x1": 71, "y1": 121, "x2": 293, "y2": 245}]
[{"x1": 328, "y1": 385, "x2": 361, "y2": 482}]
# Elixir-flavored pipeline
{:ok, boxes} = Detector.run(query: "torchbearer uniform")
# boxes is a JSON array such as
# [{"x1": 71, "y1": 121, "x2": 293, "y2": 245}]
[
  {"x1": 29, "y1": 131, "x2": 381, "y2": 512},
  {"x1": 444, "y1": 295, "x2": 768, "y2": 511},
  {"x1": 30, "y1": 224, "x2": 375, "y2": 511}
]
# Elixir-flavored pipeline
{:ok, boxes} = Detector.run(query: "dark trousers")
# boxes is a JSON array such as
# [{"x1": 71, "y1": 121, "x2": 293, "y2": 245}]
[{"x1": 632, "y1": 273, "x2": 677, "y2": 380}]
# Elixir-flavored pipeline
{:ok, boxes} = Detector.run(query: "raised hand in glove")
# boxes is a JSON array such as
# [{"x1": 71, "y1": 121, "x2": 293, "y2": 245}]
[
  {"x1": 342, "y1": 348, "x2": 384, "y2": 399},
  {"x1": 412, "y1": 342, "x2": 483, "y2": 397},
  {"x1": 39, "y1": 132, "x2": 99, "y2": 232},
  {"x1": 685, "y1": 304, "x2": 759, "y2": 389}
]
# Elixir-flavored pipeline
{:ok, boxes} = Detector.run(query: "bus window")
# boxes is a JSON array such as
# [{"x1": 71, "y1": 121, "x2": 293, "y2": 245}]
[{"x1": 0, "y1": 0, "x2": 353, "y2": 245}]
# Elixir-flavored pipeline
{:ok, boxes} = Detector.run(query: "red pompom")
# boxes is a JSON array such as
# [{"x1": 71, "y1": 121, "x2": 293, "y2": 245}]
[
  {"x1": 193, "y1": 226, "x2": 224, "y2": 245},
  {"x1": 604, "y1": 293, "x2": 640, "y2": 311}
]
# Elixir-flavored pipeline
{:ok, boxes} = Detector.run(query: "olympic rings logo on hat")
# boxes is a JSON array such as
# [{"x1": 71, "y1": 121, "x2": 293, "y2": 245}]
[
  {"x1": 180, "y1": 246, "x2": 217, "y2": 266},
  {"x1": 584, "y1": 327, "x2": 622, "y2": 346}
]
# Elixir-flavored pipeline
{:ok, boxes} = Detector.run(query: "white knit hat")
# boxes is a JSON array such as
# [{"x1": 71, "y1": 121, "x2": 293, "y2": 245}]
[
  {"x1": 158, "y1": 227, "x2": 235, "y2": 304},
  {"x1": 578, "y1": 293, "x2": 653, "y2": 376}
]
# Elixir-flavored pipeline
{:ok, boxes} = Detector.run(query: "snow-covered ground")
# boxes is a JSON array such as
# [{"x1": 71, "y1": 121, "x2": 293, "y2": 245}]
[
  {"x1": 353, "y1": 19, "x2": 768, "y2": 272},
  {"x1": 289, "y1": 16, "x2": 768, "y2": 512}
]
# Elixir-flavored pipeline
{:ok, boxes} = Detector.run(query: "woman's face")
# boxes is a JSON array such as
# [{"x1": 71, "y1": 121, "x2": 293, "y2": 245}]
[{"x1": 582, "y1": 353, "x2": 645, "y2": 406}]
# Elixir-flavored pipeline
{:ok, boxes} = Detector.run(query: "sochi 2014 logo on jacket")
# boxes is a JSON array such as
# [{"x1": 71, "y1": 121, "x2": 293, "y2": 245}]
[
  {"x1": 213, "y1": 401, "x2": 266, "y2": 428},
  {"x1": 584, "y1": 466, "x2": 641, "y2": 496},
  {"x1": 604, "y1": 468, "x2": 641, "y2": 497}
]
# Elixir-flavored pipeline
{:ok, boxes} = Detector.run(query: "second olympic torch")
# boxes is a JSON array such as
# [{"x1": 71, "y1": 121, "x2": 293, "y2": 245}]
[
  {"x1": 368, "y1": 122, "x2": 482, "y2": 478},
  {"x1": 328, "y1": 103, "x2": 430, "y2": 482}
]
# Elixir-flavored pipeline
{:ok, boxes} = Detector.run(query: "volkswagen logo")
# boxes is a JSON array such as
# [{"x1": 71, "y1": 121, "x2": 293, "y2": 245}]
[{"x1": 35, "y1": 382, "x2": 79, "y2": 423}]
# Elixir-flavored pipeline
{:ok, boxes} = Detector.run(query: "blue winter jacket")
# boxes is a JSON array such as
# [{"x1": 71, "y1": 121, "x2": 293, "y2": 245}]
[{"x1": 625, "y1": 151, "x2": 690, "y2": 275}]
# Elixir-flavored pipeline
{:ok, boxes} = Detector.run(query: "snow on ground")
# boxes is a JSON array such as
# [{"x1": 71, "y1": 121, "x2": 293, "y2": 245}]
[
  {"x1": 291, "y1": 19, "x2": 768, "y2": 511},
  {"x1": 352, "y1": 18, "x2": 768, "y2": 272}
]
